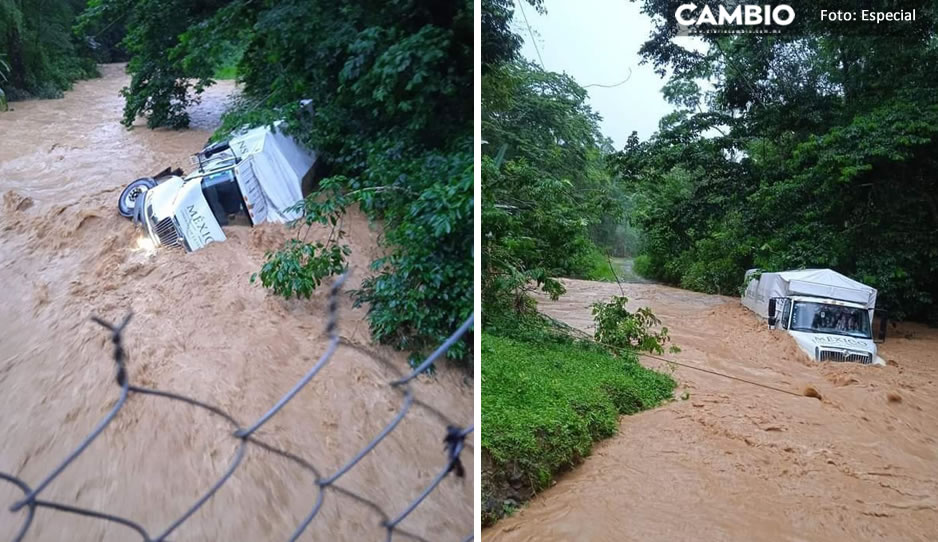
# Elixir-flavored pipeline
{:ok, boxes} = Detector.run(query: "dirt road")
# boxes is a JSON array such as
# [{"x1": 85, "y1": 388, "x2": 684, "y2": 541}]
[
  {"x1": 0, "y1": 64, "x2": 472, "y2": 541},
  {"x1": 485, "y1": 278, "x2": 937, "y2": 542}
]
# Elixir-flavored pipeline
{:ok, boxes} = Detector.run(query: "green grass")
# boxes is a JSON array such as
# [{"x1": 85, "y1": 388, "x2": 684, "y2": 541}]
[
  {"x1": 481, "y1": 331, "x2": 675, "y2": 511},
  {"x1": 212, "y1": 44, "x2": 245, "y2": 80},
  {"x1": 633, "y1": 253, "x2": 654, "y2": 280},
  {"x1": 214, "y1": 65, "x2": 238, "y2": 80},
  {"x1": 580, "y1": 246, "x2": 618, "y2": 282},
  {"x1": 609, "y1": 256, "x2": 656, "y2": 283}
]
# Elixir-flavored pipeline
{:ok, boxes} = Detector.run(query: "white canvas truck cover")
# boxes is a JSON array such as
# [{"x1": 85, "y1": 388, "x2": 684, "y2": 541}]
[
  {"x1": 742, "y1": 268, "x2": 877, "y2": 318},
  {"x1": 229, "y1": 121, "x2": 316, "y2": 224}
]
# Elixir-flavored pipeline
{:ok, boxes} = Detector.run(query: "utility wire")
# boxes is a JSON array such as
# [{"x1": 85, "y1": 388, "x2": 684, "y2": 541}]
[
  {"x1": 583, "y1": 67, "x2": 633, "y2": 89},
  {"x1": 636, "y1": 351, "x2": 808, "y2": 399},
  {"x1": 542, "y1": 311, "x2": 812, "y2": 399},
  {"x1": 517, "y1": 0, "x2": 545, "y2": 69},
  {"x1": 516, "y1": 2, "x2": 632, "y2": 93}
]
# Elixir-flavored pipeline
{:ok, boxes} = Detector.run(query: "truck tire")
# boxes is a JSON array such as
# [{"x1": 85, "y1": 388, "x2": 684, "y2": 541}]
[{"x1": 118, "y1": 177, "x2": 157, "y2": 218}]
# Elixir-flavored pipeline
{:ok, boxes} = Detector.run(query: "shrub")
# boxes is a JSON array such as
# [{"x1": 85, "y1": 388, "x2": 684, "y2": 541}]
[
  {"x1": 251, "y1": 181, "x2": 352, "y2": 299},
  {"x1": 591, "y1": 296, "x2": 678, "y2": 355},
  {"x1": 632, "y1": 254, "x2": 653, "y2": 279},
  {"x1": 578, "y1": 246, "x2": 617, "y2": 282}
]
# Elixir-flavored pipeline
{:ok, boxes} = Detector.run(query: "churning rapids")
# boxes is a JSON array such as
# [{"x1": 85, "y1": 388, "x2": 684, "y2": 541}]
[
  {"x1": 0, "y1": 64, "x2": 472, "y2": 541},
  {"x1": 485, "y1": 278, "x2": 938, "y2": 542}
]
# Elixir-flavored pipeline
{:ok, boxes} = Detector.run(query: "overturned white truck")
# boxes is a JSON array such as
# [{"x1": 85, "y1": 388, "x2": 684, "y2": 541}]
[
  {"x1": 118, "y1": 121, "x2": 315, "y2": 252},
  {"x1": 742, "y1": 269, "x2": 887, "y2": 366}
]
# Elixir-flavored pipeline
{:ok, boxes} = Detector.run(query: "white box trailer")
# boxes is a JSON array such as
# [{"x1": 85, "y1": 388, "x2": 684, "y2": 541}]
[{"x1": 742, "y1": 268, "x2": 886, "y2": 366}]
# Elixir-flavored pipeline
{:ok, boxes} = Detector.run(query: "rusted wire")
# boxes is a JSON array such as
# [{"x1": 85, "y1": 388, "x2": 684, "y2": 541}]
[{"x1": 1, "y1": 273, "x2": 472, "y2": 541}]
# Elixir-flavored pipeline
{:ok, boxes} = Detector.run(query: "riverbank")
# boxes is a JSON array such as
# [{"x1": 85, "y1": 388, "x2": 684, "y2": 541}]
[
  {"x1": 481, "y1": 311, "x2": 674, "y2": 526},
  {"x1": 484, "y1": 278, "x2": 938, "y2": 541}
]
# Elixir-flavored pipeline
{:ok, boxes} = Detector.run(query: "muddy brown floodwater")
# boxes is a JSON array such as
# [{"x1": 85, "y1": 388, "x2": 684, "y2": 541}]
[
  {"x1": 0, "y1": 64, "x2": 472, "y2": 541},
  {"x1": 485, "y1": 278, "x2": 938, "y2": 542}
]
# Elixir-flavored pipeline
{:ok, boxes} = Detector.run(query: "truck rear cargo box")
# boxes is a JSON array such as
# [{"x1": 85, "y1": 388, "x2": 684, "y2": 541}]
[{"x1": 742, "y1": 268, "x2": 877, "y2": 318}]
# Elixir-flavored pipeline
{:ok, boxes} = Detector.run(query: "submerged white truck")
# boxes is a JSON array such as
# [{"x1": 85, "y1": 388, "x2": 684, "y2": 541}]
[
  {"x1": 118, "y1": 121, "x2": 315, "y2": 252},
  {"x1": 742, "y1": 268, "x2": 887, "y2": 366}
]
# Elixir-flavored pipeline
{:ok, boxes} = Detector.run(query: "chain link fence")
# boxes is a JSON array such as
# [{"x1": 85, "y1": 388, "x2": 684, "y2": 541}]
[{"x1": 1, "y1": 273, "x2": 473, "y2": 542}]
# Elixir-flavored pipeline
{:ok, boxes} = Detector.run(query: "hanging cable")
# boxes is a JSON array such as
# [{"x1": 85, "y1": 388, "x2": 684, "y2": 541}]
[{"x1": 517, "y1": 0, "x2": 545, "y2": 69}]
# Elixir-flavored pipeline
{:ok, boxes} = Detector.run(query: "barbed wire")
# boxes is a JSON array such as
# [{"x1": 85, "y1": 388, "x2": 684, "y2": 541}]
[{"x1": 1, "y1": 272, "x2": 474, "y2": 542}]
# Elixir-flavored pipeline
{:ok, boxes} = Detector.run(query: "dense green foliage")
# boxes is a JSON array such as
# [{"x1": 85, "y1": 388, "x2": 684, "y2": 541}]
[
  {"x1": 250, "y1": 181, "x2": 352, "y2": 300},
  {"x1": 80, "y1": 0, "x2": 473, "y2": 364},
  {"x1": 481, "y1": 330, "x2": 675, "y2": 525},
  {"x1": 482, "y1": 17, "x2": 625, "y2": 313},
  {"x1": 0, "y1": 0, "x2": 98, "y2": 101},
  {"x1": 481, "y1": 2, "x2": 677, "y2": 523},
  {"x1": 622, "y1": 0, "x2": 938, "y2": 322},
  {"x1": 78, "y1": 0, "x2": 234, "y2": 128}
]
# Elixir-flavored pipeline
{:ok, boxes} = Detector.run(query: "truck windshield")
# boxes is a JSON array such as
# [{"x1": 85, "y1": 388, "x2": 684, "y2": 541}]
[{"x1": 790, "y1": 302, "x2": 872, "y2": 339}]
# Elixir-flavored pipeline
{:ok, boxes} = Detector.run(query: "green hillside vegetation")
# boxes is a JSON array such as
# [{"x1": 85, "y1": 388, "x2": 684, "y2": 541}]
[
  {"x1": 481, "y1": 0, "x2": 677, "y2": 525},
  {"x1": 0, "y1": 0, "x2": 99, "y2": 101},
  {"x1": 481, "y1": 321, "x2": 674, "y2": 526},
  {"x1": 622, "y1": 0, "x2": 938, "y2": 322}
]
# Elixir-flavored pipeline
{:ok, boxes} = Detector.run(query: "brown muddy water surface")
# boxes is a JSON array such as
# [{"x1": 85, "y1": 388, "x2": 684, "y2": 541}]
[
  {"x1": 0, "y1": 64, "x2": 472, "y2": 541},
  {"x1": 485, "y1": 278, "x2": 938, "y2": 542}
]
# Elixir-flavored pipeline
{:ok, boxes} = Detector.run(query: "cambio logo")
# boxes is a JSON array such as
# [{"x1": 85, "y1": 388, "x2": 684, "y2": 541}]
[{"x1": 675, "y1": 4, "x2": 795, "y2": 26}]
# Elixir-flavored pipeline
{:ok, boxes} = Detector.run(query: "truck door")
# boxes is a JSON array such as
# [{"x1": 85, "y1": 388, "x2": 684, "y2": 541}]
[
  {"x1": 234, "y1": 158, "x2": 269, "y2": 225},
  {"x1": 172, "y1": 179, "x2": 226, "y2": 251},
  {"x1": 779, "y1": 298, "x2": 792, "y2": 329}
]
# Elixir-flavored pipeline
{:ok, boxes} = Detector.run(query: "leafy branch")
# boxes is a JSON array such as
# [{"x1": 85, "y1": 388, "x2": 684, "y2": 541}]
[
  {"x1": 250, "y1": 178, "x2": 353, "y2": 299},
  {"x1": 591, "y1": 296, "x2": 679, "y2": 355}
]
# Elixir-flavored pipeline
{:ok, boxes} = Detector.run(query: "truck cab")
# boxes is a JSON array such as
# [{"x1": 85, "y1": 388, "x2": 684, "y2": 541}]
[
  {"x1": 137, "y1": 144, "x2": 241, "y2": 252},
  {"x1": 769, "y1": 295, "x2": 882, "y2": 365},
  {"x1": 742, "y1": 268, "x2": 886, "y2": 367}
]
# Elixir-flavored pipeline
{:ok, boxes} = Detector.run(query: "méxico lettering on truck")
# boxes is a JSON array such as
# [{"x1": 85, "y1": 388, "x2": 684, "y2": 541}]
[{"x1": 187, "y1": 204, "x2": 214, "y2": 245}]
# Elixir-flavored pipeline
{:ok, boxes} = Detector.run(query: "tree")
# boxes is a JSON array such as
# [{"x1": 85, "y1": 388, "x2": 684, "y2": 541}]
[
  {"x1": 0, "y1": 0, "x2": 98, "y2": 101},
  {"x1": 80, "y1": 0, "x2": 474, "y2": 363},
  {"x1": 481, "y1": 3, "x2": 624, "y2": 317},
  {"x1": 620, "y1": 0, "x2": 938, "y2": 321}
]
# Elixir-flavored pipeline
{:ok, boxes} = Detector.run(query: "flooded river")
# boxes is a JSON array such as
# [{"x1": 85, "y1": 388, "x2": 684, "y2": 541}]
[
  {"x1": 0, "y1": 64, "x2": 472, "y2": 541},
  {"x1": 485, "y1": 278, "x2": 938, "y2": 541}
]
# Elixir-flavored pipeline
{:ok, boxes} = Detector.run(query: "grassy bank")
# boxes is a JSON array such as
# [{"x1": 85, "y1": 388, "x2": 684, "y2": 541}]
[
  {"x1": 577, "y1": 250, "x2": 655, "y2": 284},
  {"x1": 580, "y1": 246, "x2": 619, "y2": 282},
  {"x1": 481, "y1": 324, "x2": 675, "y2": 526}
]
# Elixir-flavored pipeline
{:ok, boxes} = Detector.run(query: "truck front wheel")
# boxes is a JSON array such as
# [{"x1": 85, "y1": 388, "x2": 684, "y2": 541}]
[{"x1": 118, "y1": 177, "x2": 157, "y2": 218}]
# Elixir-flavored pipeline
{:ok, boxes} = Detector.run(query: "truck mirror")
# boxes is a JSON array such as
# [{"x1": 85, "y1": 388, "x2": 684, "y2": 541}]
[{"x1": 767, "y1": 298, "x2": 777, "y2": 328}]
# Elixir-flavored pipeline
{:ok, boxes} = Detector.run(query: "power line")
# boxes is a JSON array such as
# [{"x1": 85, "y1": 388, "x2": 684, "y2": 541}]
[
  {"x1": 542, "y1": 312, "x2": 814, "y2": 400},
  {"x1": 517, "y1": 0, "x2": 545, "y2": 69},
  {"x1": 636, "y1": 351, "x2": 808, "y2": 399},
  {"x1": 583, "y1": 67, "x2": 633, "y2": 89},
  {"x1": 516, "y1": 2, "x2": 634, "y2": 93},
  {"x1": 516, "y1": 3, "x2": 632, "y2": 94}
]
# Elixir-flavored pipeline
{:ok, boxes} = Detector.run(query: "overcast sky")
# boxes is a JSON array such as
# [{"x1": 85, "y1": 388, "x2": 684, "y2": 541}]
[{"x1": 515, "y1": 0, "x2": 676, "y2": 148}]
